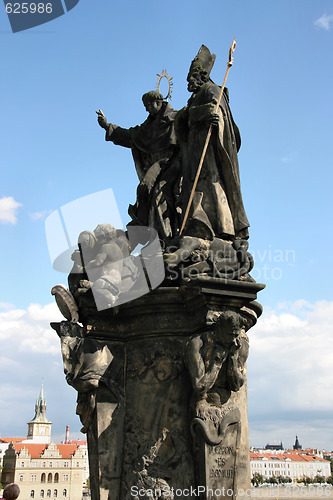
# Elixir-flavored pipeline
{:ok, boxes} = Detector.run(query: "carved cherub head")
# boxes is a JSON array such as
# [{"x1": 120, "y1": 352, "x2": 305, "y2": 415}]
[{"x1": 94, "y1": 223, "x2": 117, "y2": 244}]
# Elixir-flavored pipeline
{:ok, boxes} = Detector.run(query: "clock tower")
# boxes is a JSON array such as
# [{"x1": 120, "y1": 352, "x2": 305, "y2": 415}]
[{"x1": 26, "y1": 383, "x2": 52, "y2": 443}]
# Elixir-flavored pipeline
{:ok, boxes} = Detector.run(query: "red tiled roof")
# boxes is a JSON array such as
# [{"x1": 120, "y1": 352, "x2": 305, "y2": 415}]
[
  {"x1": 250, "y1": 452, "x2": 279, "y2": 460},
  {"x1": 0, "y1": 438, "x2": 27, "y2": 443},
  {"x1": 12, "y1": 443, "x2": 79, "y2": 459},
  {"x1": 250, "y1": 451, "x2": 329, "y2": 464},
  {"x1": 14, "y1": 443, "x2": 47, "y2": 458},
  {"x1": 283, "y1": 453, "x2": 305, "y2": 461},
  {"x1": 300, "y1": 454, "x2": 326, "y2": 462},
  {"x1": 55, "y1": 444, "x2": 80, "y2": 459}
]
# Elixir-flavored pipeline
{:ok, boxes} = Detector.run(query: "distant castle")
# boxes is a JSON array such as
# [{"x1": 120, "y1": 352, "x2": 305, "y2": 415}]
[
  {"x1": 263, "y1": 436, "x2": 302, "y2": 452},
  {"x1": 265, "y1": 441, "x2": 283, "y2": 451}
]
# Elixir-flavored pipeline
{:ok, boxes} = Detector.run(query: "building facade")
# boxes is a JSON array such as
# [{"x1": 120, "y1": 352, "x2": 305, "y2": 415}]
[
  {"x1": 1, "y1": 441, "x2": 85, "y2": 500},
  {"x1": 0, "y1": 385, "x2": 88, "y2": 500},
  {"x1": 250, "y1": 450, "x2": 331, "y2": 482}
]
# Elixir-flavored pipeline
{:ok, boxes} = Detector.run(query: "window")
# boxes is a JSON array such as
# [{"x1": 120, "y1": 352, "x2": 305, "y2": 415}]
[
  {"x1": 30, "y1": 491, "x2": 35, "y2": 498},
  {"x1": 62, "y1": 475, "x2": 68, "y2": 482},
  {"x1": 31, "y1": 475, "x2": 37, "y2": 482},
  {"x1": 48, "y1": 473, "x2": 52, "y2": 483},
  {"x1": 62, "y1": 490, "x2": 67, "y2": 498},
  {"x1": 53, "y1": 491, "x2": 57, "y2": 498},
  {"x1": 19, "y1": 475, "x2": 24, "y2": 482},
  {"x1": 41, "y1": 473, "x2": 46, "y2": 483},
  {"x1": 63, "y1": 462, "x2": 69, "y2": 468},
  {"x1": 47, "y1": 490, "x2": 51, "y2": 498},
  {"x1": 49, "y1": 462, "x2": 52, "y2": 467},
  {"x1": 40, "y1": 490, "x2": 44, "y2": 498},
  {"x1": 54, "y1": 473, "x2": 59, "y2": 484},
  {"x1": 43, "y1": 462, "x2": 46, "y2": 468}
]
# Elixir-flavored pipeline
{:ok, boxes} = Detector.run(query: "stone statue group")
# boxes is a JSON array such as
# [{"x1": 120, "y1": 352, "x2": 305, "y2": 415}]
[
  {"x1": 96, "y1": 45, "x2": 253, "y2": 283},
  {"x1": 61, "y1": 45, "x2": 255, "y2": 315},
  {"x1": 51, "y1": 46, "x2": 264, "y2": 500}
]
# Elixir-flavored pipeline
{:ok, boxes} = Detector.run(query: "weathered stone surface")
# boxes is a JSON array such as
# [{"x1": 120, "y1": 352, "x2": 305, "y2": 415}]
[
  {"x1": 51, "y1": 43, "x2": 266, "y2": 500},
  {"x1": 52, "y1": 283, "x2": 263, "y2": 499}
]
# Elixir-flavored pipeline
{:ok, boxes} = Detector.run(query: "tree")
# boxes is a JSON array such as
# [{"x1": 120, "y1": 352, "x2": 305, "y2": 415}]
[
  {"x1": 251, "y1": 473, "x2": 264, "y2": 487},
  {"x1": 301, "y1": 476, "x2": 314, "y2": 485},
  {"x1": 315, "y1": 475, "x2": 325, "y2": 484},
  {"x1": 276, "y1": 475, "x2": 292, "y2": 484},
  {"x1": 268, "y1": 476, "x2": 278, "y2": 484}
]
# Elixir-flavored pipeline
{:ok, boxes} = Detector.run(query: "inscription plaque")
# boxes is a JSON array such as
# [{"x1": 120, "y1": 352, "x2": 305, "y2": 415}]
[{"x1": 194, "y1": 419, "x2": 240, "y2": 499}]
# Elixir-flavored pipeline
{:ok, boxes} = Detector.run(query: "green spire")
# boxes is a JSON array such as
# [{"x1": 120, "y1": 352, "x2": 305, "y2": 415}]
[{"x1": 29, "y1": 381, "x2": 51, "y2": 424}]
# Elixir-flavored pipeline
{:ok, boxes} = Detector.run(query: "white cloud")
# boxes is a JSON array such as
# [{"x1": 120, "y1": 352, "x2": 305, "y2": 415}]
[
  {"x1": 248, "y1": 300, "x2": 333, "y2": 448},
  {"x1": 281, "y1": 154, "x2": 293, "y2": 163},
  {"x1": 0, "y1": 302, "x2": 15, "y2": 310},
  {"x1": 0, "y1": 301, "x2": 80, "y2": 439},
  {"x1": 29, "y1": 210, "x2": 53, "y2": 221},
  {"x1": 1, "y1": 299, "x2": 333, "y2": 449},
  {"x1": 0, "y1": 302, "x2": 63, "y2": 354},
  {"x1": 281, "y1": 151, "x2": 298, "y2": 164},
  {"x1": 0, "y1": 196, "x2": 22, "y2": 224},
  {"x1": 314, "y1": 13, "x2": 333, "y2": 31}
]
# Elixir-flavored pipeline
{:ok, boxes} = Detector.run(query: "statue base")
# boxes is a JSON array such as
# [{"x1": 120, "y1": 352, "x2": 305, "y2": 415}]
[{"x1": 52, "y1": 279, "x2": 264, "y2": 500}]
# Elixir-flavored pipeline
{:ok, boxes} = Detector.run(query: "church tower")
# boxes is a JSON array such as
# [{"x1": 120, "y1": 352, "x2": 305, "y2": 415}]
[
  {"x1": 26, "y1": 382, "x2": 52, "y2": 443},
  {"x1": 293, "y1": 435, "x2": 302, "y2": 450}
]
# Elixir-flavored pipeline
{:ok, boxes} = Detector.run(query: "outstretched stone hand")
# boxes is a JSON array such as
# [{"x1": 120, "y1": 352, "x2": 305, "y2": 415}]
[{"x1": 96, "y1": 109, "x2": 108, "y2": 130}]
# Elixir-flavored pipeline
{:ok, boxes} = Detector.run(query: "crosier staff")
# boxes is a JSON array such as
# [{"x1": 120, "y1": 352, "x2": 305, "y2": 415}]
[{"x1": 179, "y1": 38, "x2": 237, "y2": 236}]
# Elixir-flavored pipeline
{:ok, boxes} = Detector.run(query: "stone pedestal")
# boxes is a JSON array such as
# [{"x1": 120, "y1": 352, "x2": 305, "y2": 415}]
[{"x1": 52, "y1": 279, "x2": 264, "y2": 500}]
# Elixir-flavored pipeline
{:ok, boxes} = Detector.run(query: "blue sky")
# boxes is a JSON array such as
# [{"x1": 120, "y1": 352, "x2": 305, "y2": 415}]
[{"x1": 1, "y1": 0, "x2": 333, "y2": 450}]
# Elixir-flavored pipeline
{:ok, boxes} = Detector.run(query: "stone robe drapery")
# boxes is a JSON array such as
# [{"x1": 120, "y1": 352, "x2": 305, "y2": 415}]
[
  {"x1": 105, "y1": 102, "x2": 181, "y2": 241},
  {"x1": 176, "y1": 82, "x2": 249, "y2": 240}
]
